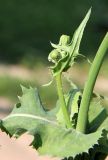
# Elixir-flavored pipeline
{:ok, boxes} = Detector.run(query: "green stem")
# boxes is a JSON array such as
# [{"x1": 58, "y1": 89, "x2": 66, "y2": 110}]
[
  {"x1": 76, "y1": 33, "x2": 108, "y2": 133},
  {"x1": 55, "y1": 73, "x2": 72, "y2": 128}
]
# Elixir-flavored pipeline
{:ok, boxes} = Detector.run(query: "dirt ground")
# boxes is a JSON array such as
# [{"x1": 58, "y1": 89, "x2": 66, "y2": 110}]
[{"x1": 0, "y1": 132, "x2": 60, "y2": 160}]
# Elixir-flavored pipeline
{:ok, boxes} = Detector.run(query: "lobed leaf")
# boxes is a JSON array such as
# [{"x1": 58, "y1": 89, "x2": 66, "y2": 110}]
[{"x1": 0, "y1": 86, "x2": 103, "y2": 159}]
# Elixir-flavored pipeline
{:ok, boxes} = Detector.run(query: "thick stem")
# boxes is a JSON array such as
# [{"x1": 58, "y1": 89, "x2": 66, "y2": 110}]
[
  {"x1": 55, "y1": 73, "x2": 72, "y2": 128},
  {"x1": 76, "y1": 33, "x2": 108, "y2": 133}
]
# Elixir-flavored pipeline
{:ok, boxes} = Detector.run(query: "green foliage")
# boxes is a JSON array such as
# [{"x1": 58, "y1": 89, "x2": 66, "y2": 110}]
[
  {"x1": 0, "y1": 9, "x2": 108, "y2": 160},
  {"x1": 0, "y1": 86, "x2": 103, "y2": 159},
  {"x1": 56, "y1": 89, "x2": 82, "y2": 128},
  {"x1": 88, "y1": 97, "x2": 108, "y2": 155}
]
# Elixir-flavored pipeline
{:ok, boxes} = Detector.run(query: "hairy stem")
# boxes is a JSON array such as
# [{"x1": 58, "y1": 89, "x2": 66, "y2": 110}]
[
  {"x1": 76, "y1": 33, "x2": 108, "y2": 133},
  {"x1": 55, "y1": 73, "x2": 72, "y2": 128}
]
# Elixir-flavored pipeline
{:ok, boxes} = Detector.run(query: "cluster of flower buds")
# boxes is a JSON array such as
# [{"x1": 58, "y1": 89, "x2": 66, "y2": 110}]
[
  {"x1": 48, "y1": 9, "x2": 91, "y2": 76},
  {"x1": 48, "y1": 35, "x2": 70, "y2": 63}
]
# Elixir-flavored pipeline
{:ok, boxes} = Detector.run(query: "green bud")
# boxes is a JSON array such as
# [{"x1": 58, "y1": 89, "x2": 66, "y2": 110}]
[
  {"x1": 48, "y1": 49, "x2": 62, "y2": 63},
  {"x1": 59, "y1": 35, "x2": 70, "y2": 46}
]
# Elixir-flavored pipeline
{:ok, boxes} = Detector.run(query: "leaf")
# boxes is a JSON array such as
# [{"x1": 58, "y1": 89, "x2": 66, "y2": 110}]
[
  {"x1": 56, "y1": 89, "x2": 81, "y2": 127},
  {"x1": 0, "y1": 86, "x2": 103, "y2": 159},
  {"x1": 0, "y1": 86, "x2": 57, "y2": 137},
  {"x1": 88, "y1": 97, "x2": 108, "y2": 154},
  {"x1": 88, "y1": 97, "x2": 108, "y2": 132},
  {"x1": 69, "y1": 8, "x2": 91, "y2": 56},
  {"x1": 69, "y1": 90, "x2": 82, "y2": 128},
  {"x1": 31, "y1": 125, "x2": 102, "y2": 159}
]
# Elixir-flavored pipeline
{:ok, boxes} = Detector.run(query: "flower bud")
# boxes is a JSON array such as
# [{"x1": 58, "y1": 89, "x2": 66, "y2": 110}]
[
  {"x1": 59, "y1": 35, "x2": 70, "y2": 46},
  {"x1": 48, "y1": 49, "x2": 62, "y2": 63}
]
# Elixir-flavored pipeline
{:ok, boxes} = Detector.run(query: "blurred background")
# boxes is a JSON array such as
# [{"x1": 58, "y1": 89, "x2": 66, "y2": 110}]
[{"x1": 0, "y1": 0, "x2": 108, "y2": 159}]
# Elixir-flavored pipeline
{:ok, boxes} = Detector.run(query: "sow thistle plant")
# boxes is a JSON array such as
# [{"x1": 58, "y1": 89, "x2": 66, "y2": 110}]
[{"x1": 0, "y1": 9, "x2": 108, "y2": 160}]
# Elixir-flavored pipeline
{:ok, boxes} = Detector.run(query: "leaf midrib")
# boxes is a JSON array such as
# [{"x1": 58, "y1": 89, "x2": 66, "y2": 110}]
[{"x1": 3, "y1": 113, "x2": 58, "y2": 125}]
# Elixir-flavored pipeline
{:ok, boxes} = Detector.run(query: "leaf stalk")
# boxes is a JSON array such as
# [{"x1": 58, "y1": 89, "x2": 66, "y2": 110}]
[{"x1": 76, "y1": 33, "x2": 108, "y2": 133}]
